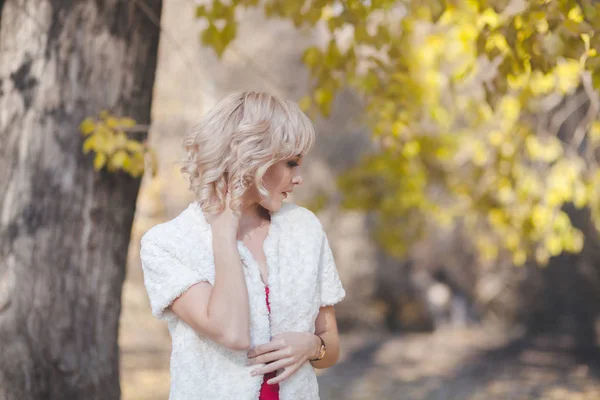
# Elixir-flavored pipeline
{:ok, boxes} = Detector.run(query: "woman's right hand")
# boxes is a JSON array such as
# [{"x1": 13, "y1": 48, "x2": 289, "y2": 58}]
[{"x1": 205, "y1": 191, "x2": 241, "y2": 240}]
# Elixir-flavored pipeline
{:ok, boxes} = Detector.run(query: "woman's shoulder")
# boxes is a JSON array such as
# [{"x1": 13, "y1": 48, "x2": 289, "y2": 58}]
[
  {"x1": 141, "y1": 203, "x2": 204, "y2": 249},
  {"x1": 275, "y1": 202, "x2": 324, "y2": 234}
]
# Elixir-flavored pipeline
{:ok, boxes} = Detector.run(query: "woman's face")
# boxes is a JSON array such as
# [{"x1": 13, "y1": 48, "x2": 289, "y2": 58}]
[{"x1": 258, "y1": 156, "x2": 304, "y2": 212}]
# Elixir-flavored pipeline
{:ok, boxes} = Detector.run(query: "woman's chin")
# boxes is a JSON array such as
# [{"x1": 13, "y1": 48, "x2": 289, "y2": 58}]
[{"x1": 262, "y1": 200, "x2": 284, "y2": 213}]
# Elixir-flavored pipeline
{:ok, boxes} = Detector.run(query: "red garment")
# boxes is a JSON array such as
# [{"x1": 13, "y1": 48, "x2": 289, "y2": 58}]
[{"x1": 259, "y1": 286, "x2": 280, "y2": 400}]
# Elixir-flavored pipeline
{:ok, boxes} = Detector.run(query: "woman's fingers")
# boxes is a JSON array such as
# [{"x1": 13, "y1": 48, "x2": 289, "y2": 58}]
[
  {"x1": 250, "y1": 357, "x2": 294, "y2": 377},
  {"x1": 266, "y1": 366, "x2": 296, "y2": 385},
  {"x1": 248, "y1": 337, "x2": 286, "y2": 358},
  {"x1": 247, "y1": 348, "x2": 291, "y2": 366}
]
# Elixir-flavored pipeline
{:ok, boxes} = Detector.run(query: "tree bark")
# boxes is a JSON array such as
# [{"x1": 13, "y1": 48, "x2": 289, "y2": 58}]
[{"x1": 0, "y1": 1, "x2": 162, "y2": 399}]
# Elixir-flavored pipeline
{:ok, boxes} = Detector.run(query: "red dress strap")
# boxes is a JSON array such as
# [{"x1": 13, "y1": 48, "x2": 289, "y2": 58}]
[{"x1": 259, "y1": 286, "x2": 280, "y2": 399}]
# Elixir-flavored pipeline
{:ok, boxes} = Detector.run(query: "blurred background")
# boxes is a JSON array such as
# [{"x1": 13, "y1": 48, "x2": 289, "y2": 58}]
[
  {"x1": 122, "y1": 1, "x2": 600, "y2": 399},
  {"x1": 3, "y1": 0, "x2": 600, "y2": 399}
]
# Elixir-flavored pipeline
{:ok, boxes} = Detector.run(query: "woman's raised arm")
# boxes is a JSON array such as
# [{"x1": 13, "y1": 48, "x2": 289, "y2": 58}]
[{"x1": 171, "y1": 203, "x2": 251, "y2": 351}]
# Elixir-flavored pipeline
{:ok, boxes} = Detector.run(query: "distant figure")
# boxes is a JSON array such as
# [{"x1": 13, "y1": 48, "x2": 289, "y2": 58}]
[
  {"x1": 139, "y1": 92, "x2": 346, "y2": 400},
  {"x1": 429, "y1": 269, "x2": 477, "y2": 329}
]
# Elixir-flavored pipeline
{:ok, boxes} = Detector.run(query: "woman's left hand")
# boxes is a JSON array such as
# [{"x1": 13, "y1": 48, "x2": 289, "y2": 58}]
[{"x1": 247, "y1": 332, "x2": 319, "y2": 385}]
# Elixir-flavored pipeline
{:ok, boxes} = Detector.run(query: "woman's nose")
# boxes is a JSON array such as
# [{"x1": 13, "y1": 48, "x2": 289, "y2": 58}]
[{"x1": 292, "y1": 175, "x2": 303, "y2": 186}]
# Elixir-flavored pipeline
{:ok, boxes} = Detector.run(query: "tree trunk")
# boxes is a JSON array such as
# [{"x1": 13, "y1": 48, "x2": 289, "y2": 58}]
[{"x1": 0, "y1": 1, "x2": 162, "y2": 399}]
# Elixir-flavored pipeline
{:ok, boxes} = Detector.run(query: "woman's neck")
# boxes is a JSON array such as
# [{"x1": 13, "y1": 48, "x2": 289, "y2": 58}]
[{"x1": 238, "y1": 202, "x2": 270, "y2": 237}]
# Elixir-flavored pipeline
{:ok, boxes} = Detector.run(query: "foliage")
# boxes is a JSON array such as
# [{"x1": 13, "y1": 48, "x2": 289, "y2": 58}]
[
  {"x1": 196, "y1": 0, "x2": 600, "y2": 266},
  {"x1": 79, "y1": 111, "x2": 156, "y2": 178}
]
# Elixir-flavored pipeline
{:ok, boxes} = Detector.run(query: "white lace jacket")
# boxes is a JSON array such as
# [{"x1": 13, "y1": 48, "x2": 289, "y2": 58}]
[{"x1": 139, "y1": 201, "x2": 346, "y2": 400}]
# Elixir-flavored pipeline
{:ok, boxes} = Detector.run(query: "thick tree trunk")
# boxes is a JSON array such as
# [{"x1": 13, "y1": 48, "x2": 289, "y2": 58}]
[{"x1": 0, "y1": 1, "x2": 162, "y2": 399}]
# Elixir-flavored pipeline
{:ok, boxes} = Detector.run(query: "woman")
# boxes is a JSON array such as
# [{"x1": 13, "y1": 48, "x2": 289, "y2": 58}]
[{"x1": 140, "y1": 91, "x2": 346, "y2": 400}]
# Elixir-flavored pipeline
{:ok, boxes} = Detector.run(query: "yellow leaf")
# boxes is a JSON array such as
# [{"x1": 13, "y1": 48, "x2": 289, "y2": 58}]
[
  {"x1": 477, "y1": 8, "x2": 500, "y2": 29},
  {"x1": 589, "y1": 121, "x2": 600, "y2": 143},
  {"x1": 536, "y1": 19, "x2": 549, "y2": 34},
  {"x1": 325, "y1": 40, "x2": 341, "y2": 68},
  {"x1": 573, "y1": 182, "x2": 587, "y2": 208},
  {"x1": 115, "y1": 132, "x2": 128, "y2": 148},
  {"x1": 568, "y1": 6, "x2": 584, "y2": 23},
  {"x1": 314, "y1": 87, "x2": 334, "y2": 116},
  {"x1": 488, "y1": 208, "x2": 506, "y2": 228},
  {"x1": 545, "y1": 234, "x2": 562, "y2": 256},
  {"x1": 472, "y1": 144, "x2": 488, "y2": 166},
  {"x1": 94, "y1": 153, "x2": 107, "y2": 171},
  {"x1": 392, "y1": 120, "x2": 406, "y2": 137},
  {"x1": 83, "y1": 136, "x2": 96, "y2": 154},
  {"x1": 498, "y1": 96, "x2": 521, "y2": 126},
  {"x1": 457, "y1": 24, "x2": 478, "y2": 45},
  {"x1": 80, "y1": 118, "x2": 95, "y2": 136},
  {"x1": 564, "y1": 230, "x2": 584, "y2": 253},
  {"x1": 125, "y1": 140, "x2": 144, "y2": 153},
  {"x1": 581, "y1": 33, "x2": 590, "y2": 50},
  {"x1": 480, "y1": 242, "x2": 498, "y2": 261},
  {"x1": 555, "y1": 59, "x2": 581, "y2": 93},
  {"x1": 220, "y1": 21, "x2": 237, "y2": 49},
  {"x1": 504, "y1": 231, "x2": 519, "y2": 251},
  {"x1": 435, "y1": 147, "x2": 452, "y2": 160},
  {"x1": 507, "y1": 73, "x2": 529, "y2": 90},
  {"x1": 106, "y1": 116, "x2": 119, "y2": 128},
  {"x1": 528, "y1": 71, "x2": 555, "y2": 95},
  {"x1": 320, "y1": 5, "x2": 334, "y2": 21},
  {"x1": 513, "y1": 249, "x2": 527, "y2": 266},
  {"x1": 431, "y1": 106, "x2": 451, "y2": 128},
  {"x1": 109, "y1": 150, "x2": 129, "y2": 170},
  {"x1": 532, "y1": 205, "x2": 551, "y2": 229},
  {"x1": 302, "y1": 47, "x2": 321, "y2": 68},
  {"x1": 488, "y1": 130, "x2": 504, "y2": 147},
  {"x1": 526, "y1": 135, "x2": 563, "y2": 162},
  {"x1": 546, "y1": 188, "x2": 563, "y2": 206},
  {"x1": 554, "y1": 211, "x2": 571, "y2": 232},
  {"x1": 92, "y1": 132, "x2": 107, "y2": 153},
  {"x1": 298, "y1": 95, "x2": 312, "y2": 112},
  {"x1": 497, "y1": 178, "x2": 514, "y2": 204},
  {"x1": 119, "y1": 117, "x2": 137, "y2": 128},
  {"x1": 402, "y1": 140, "x2": 420, "y2": 158},
  {"x1": 514, "y1": 15, "x2": 523, "y2": 30}
]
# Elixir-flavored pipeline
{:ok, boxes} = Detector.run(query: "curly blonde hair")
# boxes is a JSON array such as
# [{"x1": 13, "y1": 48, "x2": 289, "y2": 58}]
[{"x1": 181, "y1": 91, "x2": 316, "y2": 215}]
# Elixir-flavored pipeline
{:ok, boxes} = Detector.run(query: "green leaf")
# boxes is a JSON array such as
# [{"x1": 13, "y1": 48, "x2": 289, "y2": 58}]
[
  {"x1": 314, "y1": 87, "x2": 334, "y2": 116},
  {"x1": 325, "y1": 40, "x2": 341, "y2": 68},
  {"x1": 195, "y1": 5, "x2": 207, "y2": 18},
  {"x1": 302, "y1": 46, "x2": 321, "y2": 68},
  {"x1": 221, "y1": 20, "x2": 237, "y2": 48}
]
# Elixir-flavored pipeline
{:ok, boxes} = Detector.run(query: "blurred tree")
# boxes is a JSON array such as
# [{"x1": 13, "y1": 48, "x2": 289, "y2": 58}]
[
  {"x1": 0, "y1": 1, "x2": 161, "y2": 399},
  {"x1": 197, "y1": 0, "x2": 600, "y2": 266},
  {"x1": 196, "y1": 0, "x2": 600, "y2": 344}
]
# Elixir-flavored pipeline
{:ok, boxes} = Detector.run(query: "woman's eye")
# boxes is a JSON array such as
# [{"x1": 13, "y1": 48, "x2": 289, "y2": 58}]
[{"x1": 287, "y1": 161, "x2": 299, "y2": 168}]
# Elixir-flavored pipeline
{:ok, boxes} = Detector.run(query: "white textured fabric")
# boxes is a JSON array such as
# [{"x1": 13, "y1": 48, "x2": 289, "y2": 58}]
[{"x1": 139, "y1": 201, "x2": 346, "y2": 400}]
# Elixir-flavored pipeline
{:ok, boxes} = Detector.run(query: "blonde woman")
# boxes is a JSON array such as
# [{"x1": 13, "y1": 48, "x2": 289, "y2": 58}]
[{"x1": 139, "y1": 91, "x2": 346, "y2": 400}]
